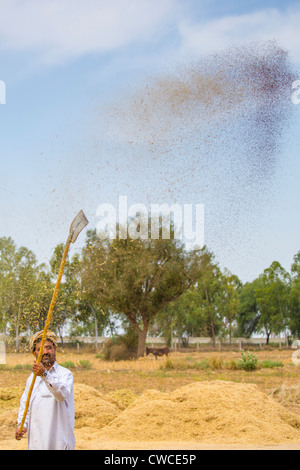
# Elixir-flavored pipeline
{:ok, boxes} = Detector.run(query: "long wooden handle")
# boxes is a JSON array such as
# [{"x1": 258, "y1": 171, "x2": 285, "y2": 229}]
[{"x1": 18, "y1": 235, "x2": 72, "y2": 433}]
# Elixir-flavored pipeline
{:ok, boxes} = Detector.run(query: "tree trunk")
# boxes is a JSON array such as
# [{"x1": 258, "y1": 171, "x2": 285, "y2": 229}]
[
  {"x1": 15, "y1": 304, "x2": 21, "y2": 352},
  {"x1": 89, "y1": 303, "x2": 98, "y2": 352},
  {"x1": 205, "y1": 288, "x2": 215, "y2": 348},
  {"x1": 137, "y1": 327, "x2": 148, "y2": 358},
  {"x1": 94, "y1": 314, "x2": 98, "y2": 352},
  {"x1": 127, "y1": 312, "x2": 149, "y2": 357},
  {"x1": 15, "y1": 321, "x2": 19, "y2": 352},
  {"x1": 59, "y1": 328, "x2": 64, "y2": 346}
]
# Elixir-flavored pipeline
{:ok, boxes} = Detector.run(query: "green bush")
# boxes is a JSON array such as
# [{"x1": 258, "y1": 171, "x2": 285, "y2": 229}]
[
  {"x1": 195, "y1": 359, "x2": 210, "y2": 370},
  {"x1": 109, "y1": 344, "x2": 131, "y2": 361},
  {"x1": 238, "y1": 351, "x2": 258, "y2": 371},
  {"x1": 164, "y1": 358, "x2": 174, "y2": 370},
  {"x1": 225, "y1": 359, "x2": 239, "y2": 370},
  {"x1": 259, "y1": 359, "x2": 284, "y2": 368},
  {"x1": 103, "y1": 328, "x2": 138, "y2": 361},
  {"x1": 209, "y1": 357, "x2": 224, "y2": 369},
  {"x1": 12, "y1": 364, "x2": 31, "y2": 371},
  {"x1": 78, "y1": 359, "x2": 92, "y2": 369},
  {"x1": 60, "y1": 361, "x2": 76, "y2": 369}
]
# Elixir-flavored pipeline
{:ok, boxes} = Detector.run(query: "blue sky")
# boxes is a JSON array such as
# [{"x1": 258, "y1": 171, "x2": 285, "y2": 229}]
[{"x1": 0, "y1": 0, "x2": 300, "y2": 283}]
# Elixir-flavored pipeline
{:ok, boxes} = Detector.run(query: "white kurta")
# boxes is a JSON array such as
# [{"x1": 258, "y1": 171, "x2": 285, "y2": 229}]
[{"x1": 17, "y1": 362, "x2": 75, "y2": 450}]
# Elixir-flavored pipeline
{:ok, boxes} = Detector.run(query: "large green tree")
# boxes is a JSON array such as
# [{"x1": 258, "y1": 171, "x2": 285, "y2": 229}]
[
  {"x1": 152, "y1": 288, "x2": 207, "y2": 347},
  {"x1": 48, "y1": 243, "x2": 82, "y2": 340},
  {"x1": 81, "y1": 228, "x2": 190, "y2": 356},
  {"x1": 0, "y1": 237, "x2": 38, "y2": 349},
  {"x1": 237, "y1": 278, "x2": 262, "y2": 338},
  {"x1": 75, "y1": 231, "x2": 111, "y2": 349},
  {"x1": 255, "y1": 261, "x2": 290, "y2": 344},
  {"x1": 289, "y1": 251, "x2": 300, "y2": 337},
  {"x1": 217, "y1": 270, "x2": 241, "y2": 342},
  {"x1": 188, "y1": 246, "x2": 224, "y2": 347}
]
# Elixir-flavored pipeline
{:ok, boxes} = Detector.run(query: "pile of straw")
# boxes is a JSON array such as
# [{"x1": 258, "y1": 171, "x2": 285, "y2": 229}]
[
  {"x1": 270, "y1": 383, "x2": 300, "y2": 415},
  {"x1": 97, "y1": 381, "x2": 300, "y2": 445},
  {"x1": 0, "y1": 387, "x2": 23, "y2": 442},
  {"x1": 105, "y1": 388, "x2": 138, "y2": 410},
  {"x1": 2, "y1": 380, "x2": 300, "y2": 448},
  {"x1": 74, "y1": 383, "x2": 119, "y2": 429}
]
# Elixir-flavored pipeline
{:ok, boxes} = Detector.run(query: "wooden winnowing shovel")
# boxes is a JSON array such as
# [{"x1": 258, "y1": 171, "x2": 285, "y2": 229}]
[{"x1": 18, "y1": 210, "x2": 88, "y2": 434}]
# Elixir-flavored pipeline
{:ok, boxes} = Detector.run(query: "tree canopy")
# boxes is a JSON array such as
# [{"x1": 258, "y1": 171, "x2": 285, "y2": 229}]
[{"x1": 1, "y1": 233, "x2": 299, "y2": 353}]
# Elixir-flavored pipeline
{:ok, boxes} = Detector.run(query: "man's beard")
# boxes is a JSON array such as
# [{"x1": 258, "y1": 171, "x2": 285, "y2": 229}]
[{"x1": 41, "y1": 353, "x2": 55, "y2": 368}]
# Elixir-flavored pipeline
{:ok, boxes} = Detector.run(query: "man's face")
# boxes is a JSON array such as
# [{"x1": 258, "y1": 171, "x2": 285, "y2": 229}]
[{"x1": 34, "y1": 340, "x2": 56, "y2": 369}]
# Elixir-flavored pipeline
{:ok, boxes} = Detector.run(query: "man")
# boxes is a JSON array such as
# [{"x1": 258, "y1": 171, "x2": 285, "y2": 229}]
[{"x1": 15, "y1": 331, "x2": 75, "y2": 450}]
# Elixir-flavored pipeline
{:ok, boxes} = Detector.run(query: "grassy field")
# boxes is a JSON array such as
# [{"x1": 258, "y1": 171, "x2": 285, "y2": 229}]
[
  {"x1": 1, "y1": 347, "x2": 300, "y2": 450},
  {"x1": 1, "y1": 347, "x2": 299, "y2": 394},
  {"x1": 0, "y1": 350, "x2": 300, "y2": 393}
]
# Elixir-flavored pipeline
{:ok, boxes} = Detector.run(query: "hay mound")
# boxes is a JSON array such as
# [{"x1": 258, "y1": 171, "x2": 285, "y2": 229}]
[
  {"x1": 74, "y1": 384, "x2": 120, "y2": 429},
  {"x1": 270, "y1": 383, "x2": 300, "y2": 415},
  {"x1": 0, "y1": 408, "x2": 20, "y2": 441},
  {"x1": 98, "y1": 381, "x2": 300, "y2": 445},
  {"x1": 105, "y1": 389, "x2": 138, "y2": 410},
  {"x1": 0, "y1": 387, "x2": 23, "y2": 409},
  {"x1": 271, "y1": 384, "x2": 300, "y2": 405},
  {"x1": 0, "y1": 386, "x2": 24, "y2": 442},
  {"x1": 0, "y1": 387, "x2": 23, "y2": 441}
]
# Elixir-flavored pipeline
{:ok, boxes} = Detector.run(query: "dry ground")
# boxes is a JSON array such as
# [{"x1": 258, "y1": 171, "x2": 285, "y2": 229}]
[{"x1": 1, "y1": 347, "x2": 300, "y2": 450}]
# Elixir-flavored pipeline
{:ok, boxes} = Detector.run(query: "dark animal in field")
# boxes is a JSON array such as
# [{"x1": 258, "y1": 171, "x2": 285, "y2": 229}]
[{"x1": 146, "y1": 347, "x2": 170, "y2": 359}]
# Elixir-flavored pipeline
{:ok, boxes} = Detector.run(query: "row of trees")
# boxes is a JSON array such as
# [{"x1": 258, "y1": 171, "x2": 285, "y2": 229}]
[{"x1": 0, "y1": 229, "x2": 300, "y2": 356}]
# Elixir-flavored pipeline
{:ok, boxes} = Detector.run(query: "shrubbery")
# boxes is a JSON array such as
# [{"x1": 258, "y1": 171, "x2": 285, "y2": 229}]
[
  {"x1": 103, "y1": 329, "x2": 138, "y2": 361},
  {"x1": 238, "y1": 351, "x2": 258, "y2": 371}
]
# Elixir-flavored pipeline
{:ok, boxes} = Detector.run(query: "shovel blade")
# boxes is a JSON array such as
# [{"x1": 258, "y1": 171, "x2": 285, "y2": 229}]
[{"x1": 69, "y1": 210, "x2": 89, "y2": 243}]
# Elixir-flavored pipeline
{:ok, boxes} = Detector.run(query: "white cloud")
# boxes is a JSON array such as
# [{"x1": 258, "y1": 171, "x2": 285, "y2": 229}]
[
  {"x1": 1, "y1": 1, "x2": 300, "y2": 69},
  {"x1": 178, "y1": 6, "x2": 300, "y2": 65},
  {"x1": 0, "y1": 0, "x2": 176, "y2": 64}
]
